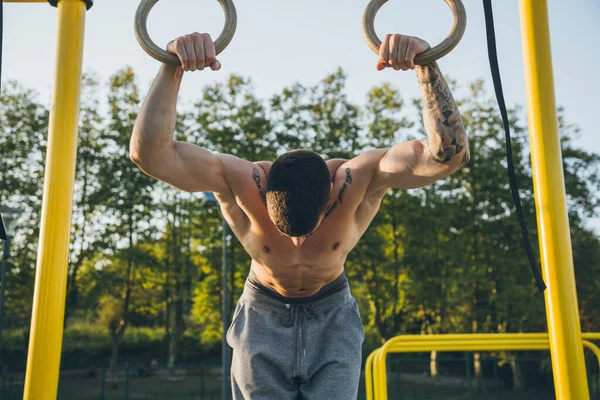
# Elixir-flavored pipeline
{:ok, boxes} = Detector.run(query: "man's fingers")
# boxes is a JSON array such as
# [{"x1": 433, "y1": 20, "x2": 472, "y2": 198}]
[
  {"x1": 398, "y1": 36, "x2": 410, "y2": 71},
  {"x1": 376, "y1": 34, "x2": 427, "y2": 72},
  {"x1": 193, "y1": 36, "x2": 205, "y2": 71},
  {"x1": 405, "y1": 46, "x2": 417, "y2": 70},
  {"x1": 210, "y1": 60, "x2": 221, "y2": 71},
  {"x1": 196, "y1": 38, "x2": 206, "y2": 71},
  {"x1": 390, "y1": 34, "x2": 401, "y2": 70},
  {"x1": 185, "y1": 36, "x2": 198, "y2": 72},
  {"x1": 379, "y1": 34, "x2": 391, "y2": 69},
  {"x1": 203, "y1": 34, "x2": 216, "y2": 69},
  {"x1": 174, "y1": 38, "x2": 190, "y2": 71},
  {"x1": 167, "y1": 33, "x2": 222, "y2": 72},
  {"x1": 404, "y1": 36, "x2": 417, "y2": 70}
]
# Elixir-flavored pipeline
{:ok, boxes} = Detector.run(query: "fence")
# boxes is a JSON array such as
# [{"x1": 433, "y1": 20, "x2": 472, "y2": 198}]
[
  {"x1": 0, "y1": 353, "x2": 597, "y2": 399},
  {"x1": 0, "y1": 364, "x2": 225, "y2": 400}
]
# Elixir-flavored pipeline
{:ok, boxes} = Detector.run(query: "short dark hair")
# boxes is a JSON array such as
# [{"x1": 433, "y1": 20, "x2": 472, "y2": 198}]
[{"x1": 266, "y1": 150, "x2": 330, "y2": 237}]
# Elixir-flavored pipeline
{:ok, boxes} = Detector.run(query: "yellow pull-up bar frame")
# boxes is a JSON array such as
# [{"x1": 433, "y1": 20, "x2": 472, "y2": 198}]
[
  {"x1": 4, "y1": 0, "x2": 89, "y2": 398},
  {"x1": 365, "y1": 333, "x2": 600, "y2": 400}
]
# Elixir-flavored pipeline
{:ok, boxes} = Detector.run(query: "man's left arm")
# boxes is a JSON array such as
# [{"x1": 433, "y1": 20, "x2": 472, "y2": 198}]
[{"x1": 371, "y1": 34, "x2": 470, "y2": 191}]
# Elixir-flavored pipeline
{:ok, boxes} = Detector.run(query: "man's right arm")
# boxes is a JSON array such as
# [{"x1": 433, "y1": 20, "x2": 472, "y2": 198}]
[{"x1": 130, "y1": 33, "x2": 230, "y2": 194}]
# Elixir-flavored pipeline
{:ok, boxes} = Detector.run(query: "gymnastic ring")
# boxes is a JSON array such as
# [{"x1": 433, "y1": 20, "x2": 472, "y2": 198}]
[
  {"x1": 362, "y1": 0, "x2": 467, "y2": 65},
  {"x1": 135, "y1": 0, "x2": 237, "y2": 65}
]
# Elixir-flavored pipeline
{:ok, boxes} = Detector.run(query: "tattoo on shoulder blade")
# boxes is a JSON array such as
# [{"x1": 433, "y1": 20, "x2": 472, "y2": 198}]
[
  {"x1": 252, "y1": 168, "x2": 267, "y2": 205},
  {"x1": 324, "y1": 168, "x2": 352, "y2": 219}
]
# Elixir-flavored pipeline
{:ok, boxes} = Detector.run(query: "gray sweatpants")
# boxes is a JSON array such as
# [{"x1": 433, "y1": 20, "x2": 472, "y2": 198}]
[{"x1": 226, "y1": 270, "x2": 365, "y2": 399}]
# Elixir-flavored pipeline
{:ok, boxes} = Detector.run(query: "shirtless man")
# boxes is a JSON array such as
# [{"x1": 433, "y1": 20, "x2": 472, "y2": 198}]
[{"x1": 130, "y1": 32, "x2": 469, "y2": 400}]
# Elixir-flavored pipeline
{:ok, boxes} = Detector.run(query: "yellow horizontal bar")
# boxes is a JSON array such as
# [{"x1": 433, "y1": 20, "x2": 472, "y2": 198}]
[
  {"x1": 3, "y1": 0, "x2": 48, "y2": 2},
  {"x1": 381, "y1": 333, "x2": 600, "y2": 341},
  {"x1": 384, "y1": 334, "x2": 548, "y2": 341},
  {"x1": 390, "y1": 343, "x2": 552, "y2": 351}
]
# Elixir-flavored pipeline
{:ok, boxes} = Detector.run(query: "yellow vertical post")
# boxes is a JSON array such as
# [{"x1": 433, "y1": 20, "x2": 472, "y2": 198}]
[
  {"x1": 23, "y1": 0, "x2": 87, "y2": 398},
  {"x1": 519, "y1": 1, "x2": 589, "y2": 399}
]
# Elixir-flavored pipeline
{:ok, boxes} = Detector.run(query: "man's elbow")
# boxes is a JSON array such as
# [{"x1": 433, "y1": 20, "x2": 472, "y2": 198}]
[
  {"x1": 450, "y1": 133, "x2": 470, "y2": 168},
  {"x1": 458, "y1": 142, "x2": 471, "y2": 167},
  {"x1": 129, "y1": 144, "x2": 144, "y2": 168},
  {"x1": 129, "y1": 135, "x2": 155, "y2": 168},
  {"x1": 129, "y1": 140, "x2": 154, "y2": 173}
]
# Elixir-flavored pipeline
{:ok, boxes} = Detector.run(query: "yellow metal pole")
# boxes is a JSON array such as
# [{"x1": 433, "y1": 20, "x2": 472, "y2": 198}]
[
  {"x1": 365, "y1": 350, "x2": 376, "y2": 400},
  {"x1": 23, "y1": 0, "x2": 87, "y2": 398},
  {"x1": 519, "y1": 1, "x2": 589, "y2": 399}
]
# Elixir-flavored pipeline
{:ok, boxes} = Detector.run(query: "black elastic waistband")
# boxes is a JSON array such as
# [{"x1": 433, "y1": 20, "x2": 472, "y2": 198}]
[{"x1": 247, "y1": 268, "x2": 348, "y2": 305}]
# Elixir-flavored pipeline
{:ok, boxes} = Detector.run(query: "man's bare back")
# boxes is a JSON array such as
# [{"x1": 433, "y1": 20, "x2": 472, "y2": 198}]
[{"x1": 130, "y1": 32, "x2": 470, "y2": 299}]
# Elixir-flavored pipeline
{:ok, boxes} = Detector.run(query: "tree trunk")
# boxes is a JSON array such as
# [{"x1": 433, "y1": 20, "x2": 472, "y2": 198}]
[
  {"x1": 229, "y1": 238, "x2": 236, "y2": 323},
  {"x1": 430, "y1": 350, "x2": 438, "y2": 378},
  {"x1": 510, "y1": 357, "x2": 525, "y2": 391},
  {"x1": 109, "y1": 330, "x2": 124, "y2": 370},
  {"x1": 473, "y1": 352, "x2": 482, "y2": 388},
  {"x1": 109, "y1": 216, "x2": 134, "y2": 371},
  {"x1": 167, "y1": 202, "x2": 185, "y2": 368},
  {"x1": 391, "y1": 200, "x2": 402, "y2": 333},
  {"x1": 167, "y1": 286, "x2": 184, "y2": 368}
]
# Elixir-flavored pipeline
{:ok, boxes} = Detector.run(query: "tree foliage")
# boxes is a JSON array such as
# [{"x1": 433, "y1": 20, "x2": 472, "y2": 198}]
[{"x1": 1, "y1": 68, "x2": 599, "y2": 379}]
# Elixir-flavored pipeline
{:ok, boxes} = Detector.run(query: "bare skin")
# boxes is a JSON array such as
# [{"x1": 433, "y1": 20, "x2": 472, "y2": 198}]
[{"x1": 130, "y1": 33, "x2": 469, "y2": 298}]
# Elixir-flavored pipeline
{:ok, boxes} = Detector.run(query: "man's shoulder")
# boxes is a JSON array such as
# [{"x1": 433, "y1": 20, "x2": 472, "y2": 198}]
[
  {"x1": 326, "y1": 159, "x2": 348, "y2": 182},
  {"x1": 332, "y1": 149, "x2": 389, "y2": 185},
  {"x1": 254, "y1": 161, "x2": 272, "y2": 177}
]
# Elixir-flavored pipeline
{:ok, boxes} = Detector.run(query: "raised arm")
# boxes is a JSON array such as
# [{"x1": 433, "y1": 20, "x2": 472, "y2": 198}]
[
  {"x1": 130, "y1": 33, "x2": 233, "y2": 194},
  {"x1": 370, "y1": 34, "x2": 470, "y2": 191}
]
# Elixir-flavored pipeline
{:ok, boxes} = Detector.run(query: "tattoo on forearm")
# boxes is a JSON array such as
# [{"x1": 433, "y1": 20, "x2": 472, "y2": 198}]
[
  {"x1": 325, "y1": 168, "x2": 352, "y2": 218},
  {"x1": 252, "y1": 168, "x2": 267, "y2": 204},
  {"x1": 417, "y1": 62, "x2": 468, "y2": 164}
]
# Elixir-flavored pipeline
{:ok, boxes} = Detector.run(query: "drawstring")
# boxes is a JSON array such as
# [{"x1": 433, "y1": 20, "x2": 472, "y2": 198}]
[
  {"x1": 282, "y1": 303, "x2": 315, "y2": 326},
  {"x1": 282, "y1": 304, "x2": 315, "y2": 378}
]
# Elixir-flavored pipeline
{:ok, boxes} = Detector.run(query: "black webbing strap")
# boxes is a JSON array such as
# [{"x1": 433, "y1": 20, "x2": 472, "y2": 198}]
[
  {"x1": 0, "y1": 1, "x2": 6, "y2": 241},
  {"x1": 482, "y1": 0, "x2": 546, "y2": 293},
  {"x1": 0, "y1": 0, "x2": 4, "y2": 241},
  {"x1": 0, "y1": 215, "x2": 6, "y2": 241},
  {"x1": 1, "y1": 0, "x2": 3, "y2": 93}
]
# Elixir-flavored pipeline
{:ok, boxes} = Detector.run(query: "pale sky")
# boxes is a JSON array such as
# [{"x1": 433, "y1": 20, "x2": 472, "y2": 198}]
[{"x1": 3, "y1": 0, "x2": 600, "y2": 230}]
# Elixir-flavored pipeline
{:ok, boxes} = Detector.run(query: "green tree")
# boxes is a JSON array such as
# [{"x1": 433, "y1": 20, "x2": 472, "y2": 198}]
[
  {"x1": 66, "y1": 73, "x2": 106, "y2": 322},
  {"x1": 187, "y1": 75, "x2": 275, "y2": 349},
  {"x1": 94, "y1": 68, "x2": 156, "y2": 369},
  {"x1": 271, "y1": 69, "x2": 361, "y2": 159},
  {"x1": 0, "y1": 82, "x2": 48, "y2": 330}
]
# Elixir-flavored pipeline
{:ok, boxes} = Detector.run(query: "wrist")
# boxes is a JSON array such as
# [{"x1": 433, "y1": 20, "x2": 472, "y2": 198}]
[
  {"x1": 160, "y1": 63, "x2": 184, "y2": 80},
  {"x1": 416, "y1": 62, "x2": 440, "y2": 83}
]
